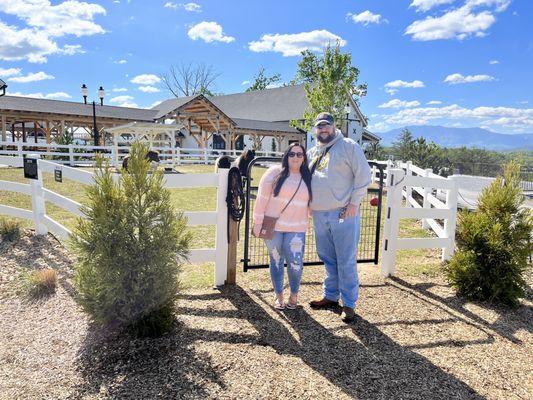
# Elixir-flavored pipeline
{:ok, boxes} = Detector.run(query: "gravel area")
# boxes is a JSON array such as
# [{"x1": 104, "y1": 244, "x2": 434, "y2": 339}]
[{"x1": 0, "y1": 232, "x2": 532, "y2": 399}]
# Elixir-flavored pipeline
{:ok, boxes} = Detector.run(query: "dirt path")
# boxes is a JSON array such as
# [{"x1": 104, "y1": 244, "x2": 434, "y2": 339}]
[{"x1": 0, "y1": 233, "x2": 531, "y2": 399}]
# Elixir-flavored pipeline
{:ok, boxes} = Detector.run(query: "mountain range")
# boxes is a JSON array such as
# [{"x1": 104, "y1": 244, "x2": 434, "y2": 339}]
[{"x1": 376, "y1": 126, "x2": 533, "y2": 151}]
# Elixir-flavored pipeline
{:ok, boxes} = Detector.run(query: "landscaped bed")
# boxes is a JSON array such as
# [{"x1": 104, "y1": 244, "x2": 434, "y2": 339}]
[{"x1": 1, "y1": 231, "x2": 531, "y2": 400}]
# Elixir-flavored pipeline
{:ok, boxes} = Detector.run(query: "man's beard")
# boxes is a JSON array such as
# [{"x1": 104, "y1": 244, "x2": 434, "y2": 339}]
[{"x1": 317, "y1": 132, "x2": 335, "y2": 144}]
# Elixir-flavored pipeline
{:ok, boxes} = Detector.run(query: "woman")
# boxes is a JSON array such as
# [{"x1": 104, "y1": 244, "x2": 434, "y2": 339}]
[{"x1": 253, "y1": 143, "x2": 312, "y2": 310}]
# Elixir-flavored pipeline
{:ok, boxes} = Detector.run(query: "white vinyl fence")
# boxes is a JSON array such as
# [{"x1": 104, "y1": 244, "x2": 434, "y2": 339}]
[
  {"x1": 0, "y1": 155, "x2": 229, "y2": 286},
  {"x1": 0, "y1": 140, "x2": 282, "y2": 168},
  {"x1": 381, "y1": 163, "x2": 458, "y2": 277}
]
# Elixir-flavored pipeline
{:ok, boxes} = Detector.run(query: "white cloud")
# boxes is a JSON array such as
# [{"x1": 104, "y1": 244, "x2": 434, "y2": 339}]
[
  {"x1": 165, "y1": 2, "x2": 201, "y2": 12},
  {"x1": 0, "y1": 0, "x2": 106, "y2": 37},
  {"x1": 60, "y1": 44, "x2": 85, "y2": 55},
  {"x1": 347, "y1": 11, "x2": 388, "y2": 26},
  {"x1": 385, "y1": 79, "x2": 425, "y2": 89},
  {"x1": 9, "y1": 91, "x2": 71, "y2": 99},
  {"x1": 427, "y1": 100, "x2": 442, "y2": 105},
  {"x1": 405, "y1": 0, "x2": 510, "y2": 41},
  {"x1": 138, "y1": 85, "x2": 160, "y2": 93},
  {"x1": 149, "y1": 100, "x2": 163, "y2": 108},
  {"x1": 489, "y1": 59, "x2": 499, "y2": 64},
  {"x1": 115, "y1": 59, "x2": 127, "y2": 64},
  {"x1": 112, "y1": 87, "x2": 128, "y2": 92},
  {"x1": 249, "y1": 30, "x2": 346, "y2": 57},
  {"x1": 385, "y1": 88, "x2": 398, "y2": 96},
  {"x1": 188, "y1": 21, "x2": 234, "y2": 43},
  {"x1": 183, "y1": 2, "x2": 201, "y2": 12},
  {"x1": 0, "y1": 0, "x2": 105, "y2": 63},
  {"x1": 377, "y1": 103, "x2": 533, "y2": 132},
  {"x1": 241, "y1": 80, "x2": 250, "y2": 86},
  {"x1": 409, "y1": 0, "x2": 455, "y2": 12},
  {"x1": 0, "y1": 67, "x2": 21, "y2": 78},
  {"x1": 110, "y1": 95, "x2": 138, "y2": 108},
  {"x1": 130, "y1": 74, "x2": 161, "y2": 85},
  {"x1": 379, "y1": 99, "x2": 421, "y2": 109},
  {"x1": 444, "y1": 73, "x2": 496, "y2": 84},
  {"x1": 0, "y1": 21, "x2": 58, "y2": 63},
  {"x1": 9, "y1": 71, "x2": 54, "y2": 83}
]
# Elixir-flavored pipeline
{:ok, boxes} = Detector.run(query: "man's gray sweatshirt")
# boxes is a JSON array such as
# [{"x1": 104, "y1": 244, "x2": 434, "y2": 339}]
[{"x1": 307, "y1": 132, "x2": 371, "y2": 211}]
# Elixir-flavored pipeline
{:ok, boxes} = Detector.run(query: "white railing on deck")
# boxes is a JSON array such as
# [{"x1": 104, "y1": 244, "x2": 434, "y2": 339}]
[
  {"x1": 0, "y1": 140, "x2": 282, "y2": 167},
  {"x1": 0, "y1": 154, "x2": 229, "y2": 286}
]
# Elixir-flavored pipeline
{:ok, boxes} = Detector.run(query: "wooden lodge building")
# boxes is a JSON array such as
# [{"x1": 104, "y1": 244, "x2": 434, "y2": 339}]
[{"x1": 0, "y1": 84, "x2": 379, "y2": 152}]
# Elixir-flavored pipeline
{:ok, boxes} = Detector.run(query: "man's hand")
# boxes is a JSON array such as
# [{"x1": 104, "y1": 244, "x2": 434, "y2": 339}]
[
  {"x1": 252, "y1": 224, "x2": 262, "y2": 237},
  {"x1": 344, "y1": 204, "x2": 358, "y2": 218}
]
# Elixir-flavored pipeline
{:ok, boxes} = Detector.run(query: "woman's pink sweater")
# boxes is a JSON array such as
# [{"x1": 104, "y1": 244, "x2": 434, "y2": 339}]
[{"x1": 253, "y1": 165, "x2": 310, "y2": 233}]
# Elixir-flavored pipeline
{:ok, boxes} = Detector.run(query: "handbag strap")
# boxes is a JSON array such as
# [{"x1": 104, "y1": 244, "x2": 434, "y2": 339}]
[
  {"x1": 310, "y1": 144, "x2": 333, "y2": 175},
  {"x1": 279, "y1": 177, "x2": 303, "y2": 217}
]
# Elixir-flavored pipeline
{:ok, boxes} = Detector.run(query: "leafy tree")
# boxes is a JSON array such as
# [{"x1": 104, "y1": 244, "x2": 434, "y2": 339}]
[
  {"x1": 246, "y1": 67, "x2": 281, "y2": 92},
  {"x1": 391, "y1": 128, "x2": 415, "y2": 161},
  {"x1": 290, "y1": 42, "x2": 367, "y2": 131},
  {"x1": 72, "y1": 142, "x2": 191, "y2": 336},
  {"x1": 292, "y1": 50, "x2": 322, "y2": 84},
  {"x1": 364, "y1": 142, "x2": 385, "y2": 160},
  {"x1": 446, "y1": 162, "x2": 533, "y2": 307},
  {"x1": 270, "y1": 137, "x2": 277, "y2": 156}
]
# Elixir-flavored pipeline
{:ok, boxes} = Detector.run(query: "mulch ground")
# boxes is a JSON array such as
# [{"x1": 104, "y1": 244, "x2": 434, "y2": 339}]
[{"x1": 0, "y1": 232, "x2": 532, "y2": 400}]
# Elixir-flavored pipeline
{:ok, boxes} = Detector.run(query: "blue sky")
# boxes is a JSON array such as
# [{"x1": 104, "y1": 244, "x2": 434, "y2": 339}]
[{"x1": 0, "y1": 0, "x2": 531, "y2": 134}]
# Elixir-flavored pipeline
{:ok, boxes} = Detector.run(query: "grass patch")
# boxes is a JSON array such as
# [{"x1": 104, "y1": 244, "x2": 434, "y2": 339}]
[
  {"x1": 0, "y1": 217, "x2": 23, "y2": 242},
  {"x1": 20, "y1": 268, "x2": 58, "y2": 298}
]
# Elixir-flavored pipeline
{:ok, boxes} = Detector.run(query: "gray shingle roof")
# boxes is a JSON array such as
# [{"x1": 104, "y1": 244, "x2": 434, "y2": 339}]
[
  {"x1": 232, "y1": 118, "x2": 302, "y2": 134},
  {"x1": 0, "y1": 95, "x2": 157, "y2": 121}
]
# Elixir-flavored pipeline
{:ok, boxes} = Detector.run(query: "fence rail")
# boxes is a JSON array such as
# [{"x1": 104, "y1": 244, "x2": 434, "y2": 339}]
[
  {"x1": 0, "y1": 154, "x2": 229, "y2": 286},
  {"x1": 0, "y1": 140, "x2": 282, "y2": 167}
]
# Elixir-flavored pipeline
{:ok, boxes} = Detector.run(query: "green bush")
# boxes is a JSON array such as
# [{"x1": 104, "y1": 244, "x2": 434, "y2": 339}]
[
  {"x1": 446, "y1": 162, "x2": 532, "y2": 307},
  {"x1": 72, "y1": 142, "x2": 191, "y2": 336},
  {"x1": 0, "y1": 218, "x2": 22, "y2": 242}
]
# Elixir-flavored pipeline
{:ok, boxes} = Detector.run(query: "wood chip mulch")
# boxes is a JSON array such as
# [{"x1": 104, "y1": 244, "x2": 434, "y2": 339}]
[{"x1": 0, "y1": 232, "x2": 532, "y2": 400}]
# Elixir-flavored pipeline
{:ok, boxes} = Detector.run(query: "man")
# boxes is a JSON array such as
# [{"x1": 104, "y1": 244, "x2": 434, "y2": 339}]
[{"x1": 307, "y1": 112, "x2": 371, "y2": 323}]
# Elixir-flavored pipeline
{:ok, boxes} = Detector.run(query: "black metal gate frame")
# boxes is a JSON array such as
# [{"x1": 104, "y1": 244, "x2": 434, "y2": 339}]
[{"x1": 242, "y1": 157, "x2": 384, "y2": 271}]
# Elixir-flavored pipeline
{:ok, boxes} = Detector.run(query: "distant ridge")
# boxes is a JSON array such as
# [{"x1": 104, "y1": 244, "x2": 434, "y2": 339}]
[{"x1": 376, "y1": 126, "x2": 533, "y2": 151}]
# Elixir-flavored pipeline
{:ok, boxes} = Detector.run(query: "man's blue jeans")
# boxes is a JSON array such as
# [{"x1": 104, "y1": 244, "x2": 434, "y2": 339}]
[
  {"x1": 265, "y1": 231, "x2": 306, "y2": 294},
  {"x1": 312, "y1": 209, "x2": 360, "y2": 308}
]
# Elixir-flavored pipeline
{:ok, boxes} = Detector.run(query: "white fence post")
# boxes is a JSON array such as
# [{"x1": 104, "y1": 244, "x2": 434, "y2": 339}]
[
  {"x1": 405, "y1": 161, "x2": 412, "y2": 207},
  {"x1": 17, "y1": 142, "x2": 23, "y2": 158},
  {"x1": 176, "y1": 147, "x2": 181, "y2": 166},
  {"x1": 28, "y1": 155, "x2": 48, "y2": 235},
  {"x1": 421, "y1": 168, "x2": 433, "y2": 229},
  {"x1": 442, "y1": 180, "x2": 458, "y2": 261},
  {"x1": 381, "y1": 168, "x2": 405, "y2": 277},
  {"x1": 204, "y1": 148, "x2": 208, "y2": 165},
  {"x1": 68, "y1": 144, "x2": 75, "y2": 166},
  {"x1": 214, "y1": 168, "x2": 229, "y2": 287}
]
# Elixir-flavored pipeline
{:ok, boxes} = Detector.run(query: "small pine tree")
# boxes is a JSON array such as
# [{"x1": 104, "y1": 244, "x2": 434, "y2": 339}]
[
  {"x1": 72, "y1": 142, "x2": 191, "y2": 336},
  {"x1": 446, "y1": 162, "x2": 532, "y2": 307},
  {"x1": 271, "y1": 138, "x2": 277, "y2": 156}
]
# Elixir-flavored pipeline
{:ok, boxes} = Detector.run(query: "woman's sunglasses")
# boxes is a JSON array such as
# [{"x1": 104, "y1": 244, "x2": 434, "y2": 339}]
[{"x1": 288, "y1": 151, "x2": 304, "y2": 158}]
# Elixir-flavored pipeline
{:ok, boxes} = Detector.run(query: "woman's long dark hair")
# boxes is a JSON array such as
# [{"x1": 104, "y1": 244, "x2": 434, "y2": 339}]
[{"x1": 273, "y1": 142, "x2": 312, "y2": 203}]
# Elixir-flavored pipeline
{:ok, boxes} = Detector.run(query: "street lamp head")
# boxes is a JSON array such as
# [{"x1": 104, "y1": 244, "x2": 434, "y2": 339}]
[
  {"x1": 98, "y1": 86, "x2": 105, "y2": 106},
  {"x1": 81, "y1": 84, "x2": 88, "y2": 104}
]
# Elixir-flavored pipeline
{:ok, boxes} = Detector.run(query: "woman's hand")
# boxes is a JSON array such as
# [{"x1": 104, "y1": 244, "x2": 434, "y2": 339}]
[{"x1": 252, "y1": 224, "x2": 262, "y2": 237}]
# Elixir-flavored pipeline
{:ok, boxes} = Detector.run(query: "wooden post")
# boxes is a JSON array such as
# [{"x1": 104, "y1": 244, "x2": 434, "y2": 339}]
[
  {"x1": 381, "y1": 168, "x2": 405, "y2": 277},
  {"x1": 442, "y1": 180, "x2": 458, "y2": 261},
  {"x1": 405, "y1": 161, "x2": 412, "y2": 207},
  {"x1": 1, "y1": 115, "x2": 6, "y2": 145},
  {"x1": 421, "y1": 168, "x2": 433, "y2": 229},
  {"x1": 214, "y1": 168, "x2": 229, "y2": 287},
  {"x1": 28, "y1": 154, "x2": 48, "y2": 235},
  {"x1": 34, "y1": 121, "x2": 38, "y2": 143},
  {"x1": 113, "y1": 133, "x2": 119, "y2": 167},
  {"x1": 226, "y1": 217, "x2": 239, "y2": 285}
]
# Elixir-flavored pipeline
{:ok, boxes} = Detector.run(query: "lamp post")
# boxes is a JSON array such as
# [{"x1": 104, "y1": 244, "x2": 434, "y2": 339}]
[
  {"x1": 0, "y1": 79, "x2": 7, "y2": 97},
  {"x1": 81, "y1": 84, "x2": 105, "y2": 146}
]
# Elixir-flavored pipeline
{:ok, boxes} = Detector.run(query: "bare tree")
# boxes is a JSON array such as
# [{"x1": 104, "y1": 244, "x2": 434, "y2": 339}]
[{"x1": 161, "y1": 63, "x2": 221, "y2": 97}]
